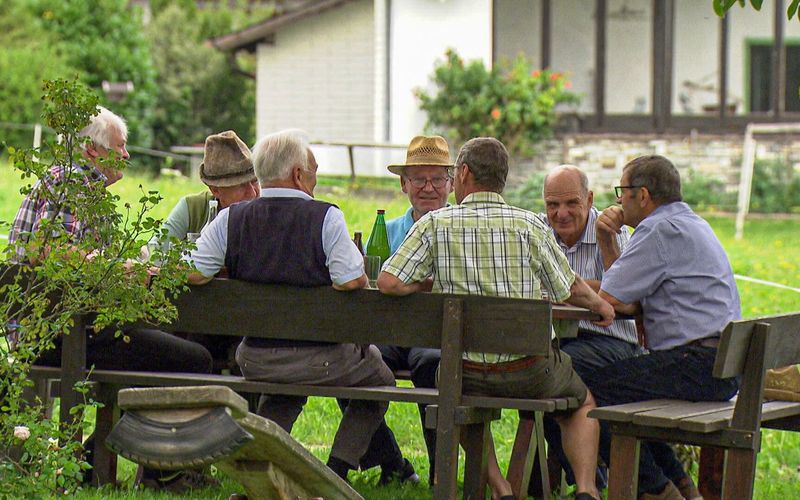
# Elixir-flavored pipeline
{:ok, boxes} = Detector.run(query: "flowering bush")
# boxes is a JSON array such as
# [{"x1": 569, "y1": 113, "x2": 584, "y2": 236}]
[
  {"x1": 1, "y1": 78, "x2": 190, "y2": 496},
  {"x1": 416, "y1": 49, "x2": 580, "y2": 158}
]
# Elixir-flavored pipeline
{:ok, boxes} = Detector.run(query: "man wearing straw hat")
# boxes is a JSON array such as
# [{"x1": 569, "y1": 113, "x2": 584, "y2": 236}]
[{"x1": 366, "y1": 135, "x2": 453, "y2": 485}]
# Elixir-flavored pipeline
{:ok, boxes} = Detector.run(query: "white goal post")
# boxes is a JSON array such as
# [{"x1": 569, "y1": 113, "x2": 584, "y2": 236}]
[{"x1": 736, "y1": 122, "x2": 800, "y2": 240}]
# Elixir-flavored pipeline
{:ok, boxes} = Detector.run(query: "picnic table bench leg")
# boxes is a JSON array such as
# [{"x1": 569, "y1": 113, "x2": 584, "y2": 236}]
[
  {"x1": 722, "y1": 448, "x2": 757, "y2": 500},
  {"x1": 461, "y1": 422, "x2": 489, "y2": 499},
  {"x1": 698, "y1": 445, "x2": 725, "y2": 500},
  {"x1": 507, "y1": 412, "x2": 535, "y2": 498},
  {"x1": 91, "y1": 384, "x2": 120, "y2": 486},
  {"x1": 607, "y1": 433, "x2": 639, "y2": 500}
]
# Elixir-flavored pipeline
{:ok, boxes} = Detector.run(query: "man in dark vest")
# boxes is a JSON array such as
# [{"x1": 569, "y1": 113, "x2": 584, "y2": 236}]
[{"x1": 186, "y1": 129, "x2": 409, "y2": 482}]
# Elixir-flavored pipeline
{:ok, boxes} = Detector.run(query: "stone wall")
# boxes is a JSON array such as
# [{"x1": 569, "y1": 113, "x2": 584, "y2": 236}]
[{"x1": 508, "y1": 133, "x2": 800, "y2": 196}]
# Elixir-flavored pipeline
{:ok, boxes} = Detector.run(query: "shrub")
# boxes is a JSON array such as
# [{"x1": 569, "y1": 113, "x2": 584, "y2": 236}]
[
  {"x1": 749, "y1": 159, "x2": 800, "y2": 213},
  {"x1": 681, "y1": 169, "x2": 736, "y2": 211},
  {"x1": 1, "y1": 78, "x2": 190, "y2": 497},
  {"x1": 504, "y1": 172, "x2": 545, "y2": 212},
  {"x1": 416, "y1": 49, "x2": 580, "y2": 159}
]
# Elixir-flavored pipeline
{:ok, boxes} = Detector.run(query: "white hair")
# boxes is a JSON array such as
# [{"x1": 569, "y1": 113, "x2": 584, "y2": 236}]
[
  {"x1": 79, "y1": 106, "x2": 128, "y2": 149},
  {"x1": 252, "y1": 129, "x2": 310, "y2": 183}
]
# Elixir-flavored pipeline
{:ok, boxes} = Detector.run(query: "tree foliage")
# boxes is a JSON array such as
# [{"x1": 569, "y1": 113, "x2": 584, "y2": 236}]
[
  {"x1": 416, "y1": 49, "x2": 580, "y2": 159},
  {"x1": 0, "y1": 79, "x2": 190, "y2": 496},
  {"x1": 24, "y1": 0, "x2": 158, "y2": 149},
  {"x1": 713, "y1": 0, "x2": 800, "y2": 21},
  {"x1": 145, "y1": 2, "x2": 262, "y2": 156}
]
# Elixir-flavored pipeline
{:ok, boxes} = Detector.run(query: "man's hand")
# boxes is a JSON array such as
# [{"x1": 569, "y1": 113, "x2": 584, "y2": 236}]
[
  {"x1": 592, "y1": 298, "x2": 615, "y2": 327},
  {"x1": 596, "y1": 206, "x2": 625, "y2": 270},
  {"x1": 596, "y1": 206, "x2": 624, "y2": 237}
]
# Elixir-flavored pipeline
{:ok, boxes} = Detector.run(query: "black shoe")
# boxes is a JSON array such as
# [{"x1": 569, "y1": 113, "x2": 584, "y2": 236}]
[{"x1": 379, "y1": 458, "x2": 420, "y2": 486}]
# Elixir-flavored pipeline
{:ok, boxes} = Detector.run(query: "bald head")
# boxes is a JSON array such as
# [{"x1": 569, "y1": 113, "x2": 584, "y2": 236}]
[{"x1": 543, "y1": 165, "x2": 593, "y2": 247}]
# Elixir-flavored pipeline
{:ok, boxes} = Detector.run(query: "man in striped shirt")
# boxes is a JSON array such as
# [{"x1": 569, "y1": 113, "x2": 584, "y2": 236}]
[
  {"x1": 378, "y1": 137, "x2": 614, "y2": 500},
  {"x1": 538, "y1": 165, "x2": 644, "y2": 492}
]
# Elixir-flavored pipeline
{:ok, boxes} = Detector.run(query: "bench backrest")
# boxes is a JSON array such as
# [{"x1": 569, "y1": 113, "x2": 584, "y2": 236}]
[
  {"x1": 714, "y1": 312, "x2": 800, "y2": 379},
  {"x1": 166, "y1": 278, "x2": 555, "y2": 357}
]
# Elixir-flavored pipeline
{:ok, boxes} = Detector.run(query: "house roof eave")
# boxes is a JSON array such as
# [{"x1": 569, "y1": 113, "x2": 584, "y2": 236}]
[{"x1": 210, "y1": 0, "x2": 355, "y2": 52}]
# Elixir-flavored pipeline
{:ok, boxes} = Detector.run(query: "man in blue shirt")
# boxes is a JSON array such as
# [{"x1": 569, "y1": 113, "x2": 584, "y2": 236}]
[
  {"x1": 379, "y1": 135, "x2": 453, "y2": 485},
  {"x1": 587, "y1": 155, "x2": 741, "y2": 500}
]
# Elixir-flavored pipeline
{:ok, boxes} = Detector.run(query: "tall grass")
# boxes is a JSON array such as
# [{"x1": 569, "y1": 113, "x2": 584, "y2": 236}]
[{"x1": 2, "y1": 164, "x2": 799, "y2": 498}]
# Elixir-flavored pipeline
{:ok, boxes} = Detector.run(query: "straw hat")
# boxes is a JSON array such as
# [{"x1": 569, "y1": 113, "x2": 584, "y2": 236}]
[
  {"x1": 199, "y1": 130, "x2": 257, "y2": 187},
  {"x1": 387, "y1": 135, "x2": 452, "y2": 176}
]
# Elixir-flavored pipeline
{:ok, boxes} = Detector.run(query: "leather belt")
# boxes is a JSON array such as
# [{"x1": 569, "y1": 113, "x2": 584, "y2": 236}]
[
  {"x1": 688, "y1": 337, "x2": 720, "y2": 348},
  {"x1": 462, "y1": 355, "x2": 544, "y2": 373}
]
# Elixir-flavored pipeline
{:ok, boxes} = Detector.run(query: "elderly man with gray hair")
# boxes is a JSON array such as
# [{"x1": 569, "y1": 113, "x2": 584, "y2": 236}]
[{"x1": 186, "y1": 129, "x2": 409, "y2": 482}]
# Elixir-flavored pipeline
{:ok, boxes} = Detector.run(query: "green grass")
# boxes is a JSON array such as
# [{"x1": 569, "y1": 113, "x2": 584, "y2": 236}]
[{"x1": 3, "y1": 163, "x2": 800, "y2": 498}]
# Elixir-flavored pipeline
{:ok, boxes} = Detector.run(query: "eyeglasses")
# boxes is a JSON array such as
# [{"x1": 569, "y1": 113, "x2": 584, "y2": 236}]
[
  {"x1": 614, "y1": 185, "x2": 642, "y2": 198},
  {"x1": 407, "y1": 176, "x2": 451, "y2": 189}
]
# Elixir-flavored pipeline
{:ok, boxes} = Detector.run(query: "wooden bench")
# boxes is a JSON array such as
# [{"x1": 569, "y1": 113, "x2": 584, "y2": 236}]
[
  {"x1": 588, "y1": 312, "x2": 800, "y2": 500},
  {"x1": 22, "y1": 277, "x2": 598, "y2": 499},
  {"x1": 107, "y1": 385, "x2": 362, "y2": 500}
]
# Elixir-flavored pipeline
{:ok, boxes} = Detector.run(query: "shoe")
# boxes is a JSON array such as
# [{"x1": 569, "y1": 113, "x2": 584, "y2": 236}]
[
  {"x1": 638, "y1": 480, "x2": 684, "y2": 500},
  {"x1": 674, "y1": 475, "x2": 703, "y2": 500},
  {"x1": 139, "y1": 469, "x2": 220, "y2": 493},
  {"x1": 379, "y1": 458, "x2": 420, "y2": 486}
]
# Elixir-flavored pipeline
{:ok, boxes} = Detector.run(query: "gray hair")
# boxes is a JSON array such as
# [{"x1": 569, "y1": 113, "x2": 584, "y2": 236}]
[
  {"x1": 252, "y1": 129, "x2": 311, "y2": 184},
  {"x1": 454, "y1": 137, "x2": 509, "y2": 192},
  {"x1": 543, "y1": 164, "x2": 589, "y2": 198},
  {"x1": 79, "y1": 106, "x2": 127, "y2": 149},
  {"x1": 623, "y1": 155, "x2": 682, "y2": 204}
]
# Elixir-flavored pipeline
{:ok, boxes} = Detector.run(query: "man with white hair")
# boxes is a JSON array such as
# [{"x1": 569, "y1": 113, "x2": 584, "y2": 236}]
[
  {"x1": 9, "y1": 106, "x2": 214, "y2": 492},
  {"x1": 187, "y1": 129, "x2": 403, "y2": 482}
]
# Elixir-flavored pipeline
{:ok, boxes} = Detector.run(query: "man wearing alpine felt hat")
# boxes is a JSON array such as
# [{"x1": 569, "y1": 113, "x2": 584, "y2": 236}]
[{"x1": 157, "y1": 130, "x2": 260, "y2": 242}]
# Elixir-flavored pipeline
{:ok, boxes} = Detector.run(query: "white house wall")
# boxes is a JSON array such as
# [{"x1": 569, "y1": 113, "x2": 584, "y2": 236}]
[
  {"x1": 389, "y1": 0, "x2": 492, "y2": 145},
  {"x1": 255, "y1": 0, "x2": 375, "y2": 176}
]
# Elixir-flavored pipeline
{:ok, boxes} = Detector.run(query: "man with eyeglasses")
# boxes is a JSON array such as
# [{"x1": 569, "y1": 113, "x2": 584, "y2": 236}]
[
  {"x1": 585, "y1": 155, "x2": 741, "y2": 500},
  {"x1": 358, "y1": 135, "x2": 453, "y2": 486}
]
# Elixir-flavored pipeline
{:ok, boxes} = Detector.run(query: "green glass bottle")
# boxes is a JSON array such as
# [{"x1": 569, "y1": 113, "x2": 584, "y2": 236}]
[{"x1": 365, "y1": 209, "x2": 390, "y2": 266}]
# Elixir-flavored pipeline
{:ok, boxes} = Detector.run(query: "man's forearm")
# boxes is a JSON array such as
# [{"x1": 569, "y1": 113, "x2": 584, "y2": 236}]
[
  {"x1": 565, "y1": 275, "x2": 607, "y2": 313},
  {"x1": 377, "y1": 271, "x2": 425, "y2": 296},
  {"x1": 188, "y1": 271, "x2": 213, "y2": 285},
  {"x1": 599, "y1": 289, "x2": 640, "y2": 316}
]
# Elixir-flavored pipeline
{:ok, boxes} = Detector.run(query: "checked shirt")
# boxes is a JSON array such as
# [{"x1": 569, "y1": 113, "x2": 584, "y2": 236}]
[
  {"x1": 383, "y1": 191, "x2": 576, "y2": 364},
  {"x1": 8, "y1": 162, "x2": 108, "y2": 264}
]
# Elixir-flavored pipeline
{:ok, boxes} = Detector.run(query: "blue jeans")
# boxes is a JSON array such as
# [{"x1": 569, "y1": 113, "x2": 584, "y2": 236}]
[
  {"x1": 543, "y1": 332, "x2": 643, "y2": 487},
  {"x1": 582, "y1": 344, "x2": 740, "y2": 494}
]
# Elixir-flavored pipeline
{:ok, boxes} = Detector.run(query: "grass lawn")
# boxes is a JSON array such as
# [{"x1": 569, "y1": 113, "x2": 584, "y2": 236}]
[{"x1": 2, "y1": 163, "x2": 799, "y2": 498}]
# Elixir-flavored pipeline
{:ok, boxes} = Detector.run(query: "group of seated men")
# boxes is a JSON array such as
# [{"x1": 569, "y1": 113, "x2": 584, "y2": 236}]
[{"x1": 8, "y1": 105, "x2": 742, "y2": 500}]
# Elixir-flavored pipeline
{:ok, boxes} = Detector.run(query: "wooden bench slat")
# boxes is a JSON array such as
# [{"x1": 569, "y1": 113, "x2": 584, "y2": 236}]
[
  {"x1": 588, "y1": 399, "x2": 678, "y2": 422},
  {"x1": 632, "y1": 400, "x2": 737, "y2": 428}
]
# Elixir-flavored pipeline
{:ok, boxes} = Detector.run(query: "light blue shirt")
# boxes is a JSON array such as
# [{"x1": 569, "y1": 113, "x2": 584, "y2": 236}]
[
  {"x1": 386, "y1": 207, "x2": 415, "y2": 253},
  {"x1": 541, "y1": 207, "x2": 639, "y2": 345},
  {"x1": 602, "y1": 202, "x2": 741, "y2": 351},
  {"x1": 186, "y1": 188, "x2": 364, "y2": 285}
]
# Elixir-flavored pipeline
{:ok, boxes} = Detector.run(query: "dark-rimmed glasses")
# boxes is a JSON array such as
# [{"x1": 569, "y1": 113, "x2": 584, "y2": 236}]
[
  {"x1": 407, "y1": 176, "x2": 450, "y2": 189},
  {"x1": 614, "y1": 185, "x2": 642, "y2": 198}
]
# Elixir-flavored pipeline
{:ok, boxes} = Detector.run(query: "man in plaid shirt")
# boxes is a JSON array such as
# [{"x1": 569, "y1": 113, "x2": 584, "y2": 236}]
[
  {"x1": 378, "y1": 137, "x2": 614, "y2": 500},
  {"x1": 7, "y1": 107, "x2": 214, "y2": 492}
]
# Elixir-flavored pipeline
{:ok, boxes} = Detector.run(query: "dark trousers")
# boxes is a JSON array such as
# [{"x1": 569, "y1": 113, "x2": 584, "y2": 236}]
[
  {"x1": 356, "y1": 345, "x2": 440, "y2": 484},
  {"x1": 36, "y1": 325, "x2": 214, "y2": 482},
  {"x1": 543, "y1": 332, "x2": 643, "y2": 486},
  {"x1": 36, "y1": 326, "x2": 213, "y2": 373},
  {"x1": 581, "y1": 344, "x2": 739, "y2": 495}
]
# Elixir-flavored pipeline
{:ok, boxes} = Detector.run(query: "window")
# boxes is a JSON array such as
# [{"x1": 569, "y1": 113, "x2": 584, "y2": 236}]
[{"x1": 749, "y1": 43, "x2": 800, "y2": 112}]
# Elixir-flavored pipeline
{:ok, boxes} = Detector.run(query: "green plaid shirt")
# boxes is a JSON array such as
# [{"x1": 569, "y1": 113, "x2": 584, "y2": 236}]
[{"x1": 383, "y1": 191, "x2": 575, "y2": 364}]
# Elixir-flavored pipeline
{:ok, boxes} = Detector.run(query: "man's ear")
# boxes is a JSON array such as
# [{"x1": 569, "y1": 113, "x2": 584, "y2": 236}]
[
  {"x1": 84, "y1": 143, "x2": 100, "y2": 159},
  {"x1": 639, "y1": 186, "x2": 651, "y2": 207},
  {"x1": 400, "y1": 176, "x2": 409, "y2": 194},
  {"x1": 587, "y1": 190, "x2": 594, "y2": 207}
]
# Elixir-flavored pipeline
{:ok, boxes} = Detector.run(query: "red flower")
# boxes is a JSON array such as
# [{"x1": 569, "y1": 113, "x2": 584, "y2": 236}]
[
  {"x1": 531, "y1": 70, "x2": 541, "y2": 78},
  {"x1": 491, "y1": 107, "x2": 501, "y2": 120},
  {"x1": 550, "y1": 72, "x2": 561, "y2": 81},
  {"x1": 564, "y1": 81, "x2": 572, "y2": 89}
]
